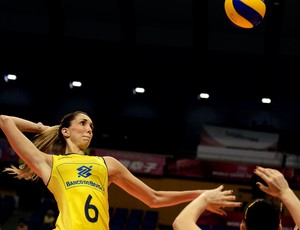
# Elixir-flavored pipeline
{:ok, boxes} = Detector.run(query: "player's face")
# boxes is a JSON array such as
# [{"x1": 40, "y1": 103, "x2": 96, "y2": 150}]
[{"x1": 68, "y1": 113, "x2": 94, "y2": 150}]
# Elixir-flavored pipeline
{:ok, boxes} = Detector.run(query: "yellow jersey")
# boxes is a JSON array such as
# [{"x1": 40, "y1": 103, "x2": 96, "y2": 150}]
[{"x1": 47, "y1": 154, "x2": 109, "y2": 230}]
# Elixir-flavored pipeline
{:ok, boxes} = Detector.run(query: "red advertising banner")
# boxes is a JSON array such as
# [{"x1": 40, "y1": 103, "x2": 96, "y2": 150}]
[
  {"x1": 167, "y1": 158, "x2": 256, "y2": 181},
  {"x1": 88, "y1": 148, "x2": 166, "y2": 176},
  {"x1": 166, "y1": 158, "x2": 296, "y2": 184},
  {"x1": 203, "y1": 161, "x2": 256, "y2": 182},
  {"x1": 166, "y1": 158, "x2": 206, "y2": 178}
]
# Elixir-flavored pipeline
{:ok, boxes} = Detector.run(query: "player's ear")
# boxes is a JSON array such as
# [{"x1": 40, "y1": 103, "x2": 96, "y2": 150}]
[{"x1": 61, "y1": 127, "x2": 70, "y2": 138}]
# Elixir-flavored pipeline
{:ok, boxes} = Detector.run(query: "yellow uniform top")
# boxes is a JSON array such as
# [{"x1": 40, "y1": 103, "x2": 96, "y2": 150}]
[{"x1": 47, "y1": 154, "x2": 109, "y2": 230}]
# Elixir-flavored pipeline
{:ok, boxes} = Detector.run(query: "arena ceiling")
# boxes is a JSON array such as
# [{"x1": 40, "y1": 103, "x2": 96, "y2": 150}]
[{"x1": 1, "y1": 0, "x2": 300, "y2": 157}]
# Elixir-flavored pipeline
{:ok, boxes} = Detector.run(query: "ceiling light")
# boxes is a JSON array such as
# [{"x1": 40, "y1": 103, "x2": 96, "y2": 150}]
[
  {"x1": 4, "y1": 74, "x2": 17, "y2": 82},
  {"x1": 69, "y1": 81, "x2": 82, "y2": 89},
  {"x1": 261, "y1": 98, "x2": 271, "y2": 104},
  {"x1": 197, "y1": 93, "x2": 209, "y2": 100},
  {"x1": 133, "y1": 87, "x2": 145, "y2": 94}
]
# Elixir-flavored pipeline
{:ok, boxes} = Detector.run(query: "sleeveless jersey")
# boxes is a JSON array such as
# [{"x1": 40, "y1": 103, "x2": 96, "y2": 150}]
[{"x1": 47, "y1": 154, "x2": 109, "y2": 230}]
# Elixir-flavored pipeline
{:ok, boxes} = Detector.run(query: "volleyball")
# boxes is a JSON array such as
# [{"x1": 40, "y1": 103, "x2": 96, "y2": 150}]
[{"x1": 224, "y1": 0, "x2": 266, "y2": 29}]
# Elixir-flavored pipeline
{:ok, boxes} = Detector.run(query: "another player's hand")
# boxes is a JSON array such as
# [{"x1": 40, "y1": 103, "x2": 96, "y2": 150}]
[
  {"x1": 203, "y1": 185, "x2": 242, "y2": 216},
  {"x1": 254, "y1": 166, "x2": 290, "y2": 198}
]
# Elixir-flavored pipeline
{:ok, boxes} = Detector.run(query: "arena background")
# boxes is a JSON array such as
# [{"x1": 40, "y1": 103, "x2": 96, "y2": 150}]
[{"x1": 1, "y1": 0, "x2": 300, "y2": 229}]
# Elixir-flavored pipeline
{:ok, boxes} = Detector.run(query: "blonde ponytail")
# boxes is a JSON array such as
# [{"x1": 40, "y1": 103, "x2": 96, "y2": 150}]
[{"x1": 3, "y1": 125, "x2": 65, "y2": 181}]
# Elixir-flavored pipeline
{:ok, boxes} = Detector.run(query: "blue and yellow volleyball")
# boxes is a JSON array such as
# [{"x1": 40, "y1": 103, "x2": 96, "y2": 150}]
[{"x1": 224, "y1": 0, "x2": 266, "y2": 29}]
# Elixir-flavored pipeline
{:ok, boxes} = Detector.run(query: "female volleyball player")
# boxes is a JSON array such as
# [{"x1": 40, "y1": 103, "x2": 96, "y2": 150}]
[{"x1": 0, "y1": 111, "x2": 241, "y2": 229}]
